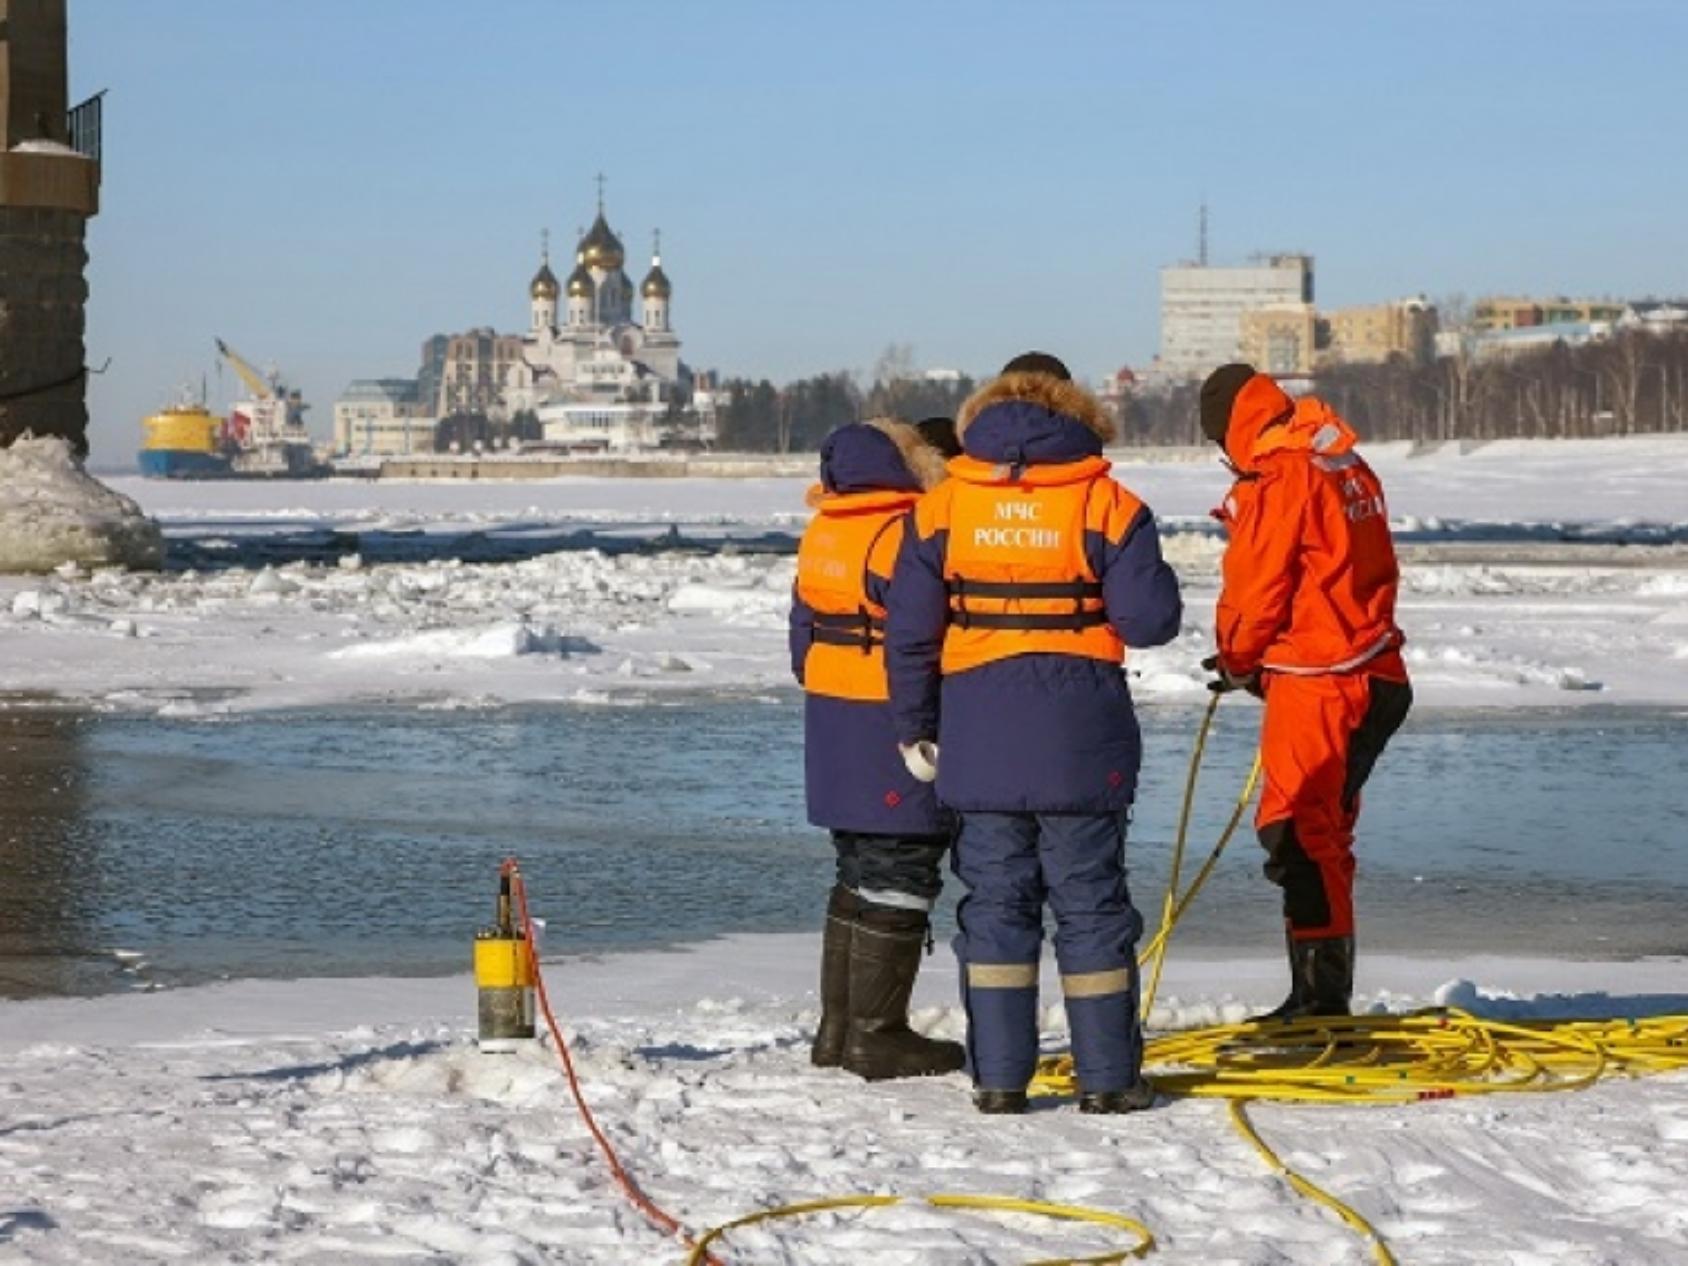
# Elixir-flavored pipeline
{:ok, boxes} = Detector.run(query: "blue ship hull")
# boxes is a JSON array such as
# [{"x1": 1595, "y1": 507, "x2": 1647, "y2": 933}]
[{"x1": 137, "y1": 449, "x2": 230, "y2": 479}]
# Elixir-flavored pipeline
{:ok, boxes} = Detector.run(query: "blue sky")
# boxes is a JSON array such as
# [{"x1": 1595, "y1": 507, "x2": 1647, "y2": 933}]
[{"x1": 76, "y1": 0, "x2": 1687, "y2": 460}]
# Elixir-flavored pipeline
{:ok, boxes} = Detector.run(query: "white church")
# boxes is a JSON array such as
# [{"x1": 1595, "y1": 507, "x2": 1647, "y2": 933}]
[{"x1": 506, "y1": 191, "x2": 706, "y2": 452}]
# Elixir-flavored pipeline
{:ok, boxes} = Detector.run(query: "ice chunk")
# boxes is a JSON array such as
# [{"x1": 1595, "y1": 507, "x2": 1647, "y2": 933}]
[{"x1": 0, "y1": 434, "x2": 164, "y2": 573}]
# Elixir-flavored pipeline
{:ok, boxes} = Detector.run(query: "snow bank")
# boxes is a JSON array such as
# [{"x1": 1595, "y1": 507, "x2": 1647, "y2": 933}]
[
  {"x1": 330, "y1": 621, "x2": 581, "y2": 660},
  {"x1": 0, "y1": 435, "x2": 163, "y2": 573}
]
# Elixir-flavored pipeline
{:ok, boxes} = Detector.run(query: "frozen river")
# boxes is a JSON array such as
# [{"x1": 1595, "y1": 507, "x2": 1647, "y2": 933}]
[{"x1": 2, "y1": 699, "x2": 1684, "y2": 998}]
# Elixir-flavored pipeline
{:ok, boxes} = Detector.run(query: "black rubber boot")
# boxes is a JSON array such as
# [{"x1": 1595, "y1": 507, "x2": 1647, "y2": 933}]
[
  {"x1": 811, "y1": 886, "x2": 857, "y2": 1068},
  {"x1": 1255, "y1": 933, "x2": 1355, "y2": 1023},
  {"x1": 841, "y1": 908, "x2": 966, "y2": 1082},
  {"x1": 974, "y1": 1089, "x2": 1028, "y2": 1115},
  {"x1": 1079, "y1": 1080, "x2": 1157, "y2": 1114}
]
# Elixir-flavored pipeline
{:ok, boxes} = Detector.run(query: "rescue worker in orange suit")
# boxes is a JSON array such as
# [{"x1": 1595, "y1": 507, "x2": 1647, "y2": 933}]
[
  {"x1": 886, "y1": 353, "x2": 1183, "y2": 1114},
  {"x1": 790, "y1": 417, "x2": 967, "y2": 1081},
  {"x1": 1199, "y1": 363, "x2": 1413, "y2": 1020}
]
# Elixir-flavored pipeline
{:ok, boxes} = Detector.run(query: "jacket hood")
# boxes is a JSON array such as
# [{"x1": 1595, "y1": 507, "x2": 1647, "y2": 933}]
[
  {"x1": 956, "y1": 372, "x2": 1115, "y2": 468},
  {"x1": 1221, "y1": 373, "x2": 1295, "y2": 468},
  {"x1": 817, "y1": 418, "x2": 948, "y2": 495},
  {"x1": 1224, "y1": 375, "x2": 1357, "y2": 468}
]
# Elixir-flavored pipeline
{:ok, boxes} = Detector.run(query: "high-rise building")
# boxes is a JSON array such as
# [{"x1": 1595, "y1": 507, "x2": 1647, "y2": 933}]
[{"x1": 1158, "y1": 253, "x2": 1314, "y2": 381}]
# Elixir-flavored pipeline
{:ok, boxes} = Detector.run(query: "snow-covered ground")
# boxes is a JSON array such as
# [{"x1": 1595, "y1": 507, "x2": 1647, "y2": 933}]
[
  {"x1": 3, "y1": 437, "x2": 1688, "y2": 714},
  {"x1": 3, "y1": 936, "x2": 1686, "y2": 1264}
]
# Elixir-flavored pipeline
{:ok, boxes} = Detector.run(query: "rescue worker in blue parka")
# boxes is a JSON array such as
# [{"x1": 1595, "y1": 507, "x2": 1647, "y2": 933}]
[
  {"x1": 791, "y1": 417, "x2": 966, "y2": 1081},
  {"x1": 885, "y1": 353, "x2": 1183, "y2": 1114}
]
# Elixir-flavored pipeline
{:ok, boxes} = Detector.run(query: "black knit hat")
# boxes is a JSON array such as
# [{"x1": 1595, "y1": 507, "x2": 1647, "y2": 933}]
[
  {"x1": 914, "y1": 415, "x2": 961, "y2": 459},
  {"x1": 1001, "y1": 351, "x2": 1071, "y2": 382},
  {"x1": 1199, "y1": 363, "x2": 1256, "y2": 445}
]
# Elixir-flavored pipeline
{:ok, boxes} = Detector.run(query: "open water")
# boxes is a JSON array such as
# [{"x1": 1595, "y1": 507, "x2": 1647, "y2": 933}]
[{"x1": 1, "y1": 700, "x2": 1685, "y2": 997}]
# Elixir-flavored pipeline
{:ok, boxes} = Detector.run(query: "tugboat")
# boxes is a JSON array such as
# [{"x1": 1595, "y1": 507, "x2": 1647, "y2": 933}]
[{"x1": 137, "y1": 388, "x2": 226, "y2": 478}]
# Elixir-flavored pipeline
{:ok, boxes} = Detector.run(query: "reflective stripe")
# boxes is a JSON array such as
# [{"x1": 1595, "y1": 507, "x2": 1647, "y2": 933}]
[
  {"x1": 1262, "y1": 629, "x2": 1399, "y2": 677},
  {"x1": 967, "y1": 962, "x2": 1039, "y2": 989},
  {"x1": 1312, "y1": 451, "x2": 1360, "y2": 471},
  {"x1": 855, "y1": 886, "x2": 934, "y2": 913},
  {"x1": 1061, "y1": 968, "x2": 1132, "y2": 999}
]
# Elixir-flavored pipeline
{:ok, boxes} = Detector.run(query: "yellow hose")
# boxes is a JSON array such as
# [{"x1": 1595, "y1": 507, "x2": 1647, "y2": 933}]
[
  {"x1": 1227, "y1": 1099, "x2": 1398, "y2": 1266},
  {"x1": 684, "y1": 1192, "x2": 1154, "y2": 1265},
  {"x1": 1137, "y1": 694, "x2": 1263, "y2": 1020}
]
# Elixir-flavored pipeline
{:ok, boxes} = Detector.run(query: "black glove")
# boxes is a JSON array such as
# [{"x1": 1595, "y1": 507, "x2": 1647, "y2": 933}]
[{"x1": 1202, "y1": 653, "x2": 1262, "y2": 697}]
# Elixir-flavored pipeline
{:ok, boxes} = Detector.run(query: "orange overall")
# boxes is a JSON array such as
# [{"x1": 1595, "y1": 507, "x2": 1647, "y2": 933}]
[{"x1": 1214, "y1": 374, "x2": 1412, "y2": 941}]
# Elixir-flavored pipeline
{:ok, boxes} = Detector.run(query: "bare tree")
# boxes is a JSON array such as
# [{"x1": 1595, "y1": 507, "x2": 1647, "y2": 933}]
[{"x1": 872, "y1": 343, "x2": 918, "y2": 388}]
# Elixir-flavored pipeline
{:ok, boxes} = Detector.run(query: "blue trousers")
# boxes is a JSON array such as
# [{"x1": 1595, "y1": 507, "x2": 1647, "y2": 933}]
[{"x1": 952, "y1": 812, "x2": 1144, "y2": 1093}]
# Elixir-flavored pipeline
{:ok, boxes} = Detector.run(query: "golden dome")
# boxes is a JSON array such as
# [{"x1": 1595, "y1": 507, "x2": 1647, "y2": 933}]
[
  {"x1": 566, "y1": 254, "x2": 594, "y2": 299},
  {"x1": 530, "y1": 260, "x2": 560, "y2": 300},
  {"x1": 641, "y1": 260, "x2": 671, "y2": 300},
  {"x1": 579, "y1": 212, "x2": 624, "y2": 271}
]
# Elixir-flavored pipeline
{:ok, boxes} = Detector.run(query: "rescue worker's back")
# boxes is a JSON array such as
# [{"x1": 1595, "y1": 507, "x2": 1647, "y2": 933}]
[
  {"x1": 1201, "y1": 363, "x2": 1411, "y2": 1021},
  {"x1": 888, "y1": 372, "x2": 1182, "y2": 813},
  {"x1": 886, "y1": 353, "x2": 1182, "y2": 1114},
  {"x1": 1213, "y1": 372, "x2": 1404, "y2": 679}
]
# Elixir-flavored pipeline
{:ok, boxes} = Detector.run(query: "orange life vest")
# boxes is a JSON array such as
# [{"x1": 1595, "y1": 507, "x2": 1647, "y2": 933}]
[
  {"x1": 915, "y1": 455, "x2": 1139, "y2": 675},
  {"x1": 796, "y1": 486, "x2": 920, "y2": 703}
]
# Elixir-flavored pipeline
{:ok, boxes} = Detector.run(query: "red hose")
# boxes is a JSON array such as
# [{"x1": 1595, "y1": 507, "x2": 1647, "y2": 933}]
[{"x1": 502, "y1": 858, "x2": 720, "y2": 1264}]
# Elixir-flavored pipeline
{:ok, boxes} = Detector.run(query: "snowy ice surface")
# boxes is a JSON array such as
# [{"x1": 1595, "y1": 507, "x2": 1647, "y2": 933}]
[
  {"x1": 4, "y1": 436, "x2": 1687, "y2": 713},
  {"x1": 102, "y1": 434, "x2": 1688, "y2": 534},
  {"x1": 3, "y1": 936, "x2": 1686, "y2": 1264},
  {"x1": 0, "y1": 534, "x2": 1683, "y2": 715}
]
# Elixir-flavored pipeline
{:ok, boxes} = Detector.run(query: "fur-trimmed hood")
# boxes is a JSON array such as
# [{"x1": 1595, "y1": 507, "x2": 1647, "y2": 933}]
[
  {"x1": 955, "y1": 371, "x2": 1116, "y2": 468},
  {"x1": 815, "y1": 417, "x2": 948, "y2": 498}
]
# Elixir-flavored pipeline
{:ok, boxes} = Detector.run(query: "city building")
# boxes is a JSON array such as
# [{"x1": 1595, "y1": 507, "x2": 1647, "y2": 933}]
[
  {"x1": 333, "y1": 378, "x2": 434, "y2": 456},
  {"x1": 1621, "y1": 300, "x2": 1688, "y2": 335},
  {"x1": 1157, "y1": 253, "x2": 1314, "y2": 381},
  {"x1": 1469, "y1": 320, "x2": 1613, "y2": 361},
  {"x1": 1474, "y1": 296, "x2": 1625, "y2": 331},
  {"x1": 1240, "y1": 303, "x2": 1320, "y2": 377},
  {"x1": 427, "y1": 327, "x2": 525, "y2": 418},
  {"x1": 1095, "y1": 367, "x2": 1139, "y2": 429},
  {"x1": 1323, "y1": 297, "x2": 1438, "y2": 367}
]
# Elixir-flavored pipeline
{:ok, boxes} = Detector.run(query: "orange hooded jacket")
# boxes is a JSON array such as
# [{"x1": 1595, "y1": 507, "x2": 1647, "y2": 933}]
[{"x1": 1214, "y1": 374, "x2": 1406, "y2": 679}]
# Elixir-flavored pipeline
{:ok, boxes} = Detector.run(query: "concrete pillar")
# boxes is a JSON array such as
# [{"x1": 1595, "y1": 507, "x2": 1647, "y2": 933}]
[
  {"x1": 1, "y1": 0, "x2": 98, "y2": 455},
  {"x1": 0, "y1": 0, "x2": 160, "y2": 571},
  {"x1": 0, "y1": 205, "x2": 89, "y2": 451}
]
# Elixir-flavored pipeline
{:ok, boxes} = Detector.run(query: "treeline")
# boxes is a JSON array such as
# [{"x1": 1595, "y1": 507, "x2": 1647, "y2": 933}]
[
  {"x1": 1128, "y1": 329, "x2": 1688, "y2": 446},
  {"x1": 716, "y1": 371, "x2": 978, "y2": 452}
]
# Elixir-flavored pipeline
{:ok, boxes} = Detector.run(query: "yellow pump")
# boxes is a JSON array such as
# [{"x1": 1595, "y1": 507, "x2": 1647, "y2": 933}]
[{"x1": 474, "y1": 861, "x2": 535, "y2": 1052}]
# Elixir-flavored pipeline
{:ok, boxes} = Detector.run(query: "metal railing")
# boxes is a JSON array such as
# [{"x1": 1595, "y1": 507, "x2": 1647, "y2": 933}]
[{"x1": 66, "y1": 91, "x2": 105, "y2": 164}]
